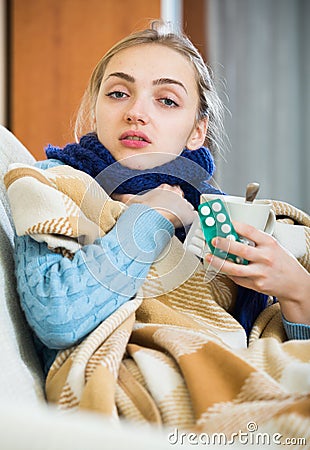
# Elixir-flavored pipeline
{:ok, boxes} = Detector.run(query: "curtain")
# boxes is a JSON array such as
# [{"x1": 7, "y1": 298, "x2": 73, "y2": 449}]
[{"x1": 207, "y1": 0, "x2": 310, "y2": 212}]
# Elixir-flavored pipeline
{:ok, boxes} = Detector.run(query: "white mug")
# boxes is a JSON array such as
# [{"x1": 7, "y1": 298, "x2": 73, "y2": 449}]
[{"x1": 200, "y1": 194, "x2": 276, "y2": 235}]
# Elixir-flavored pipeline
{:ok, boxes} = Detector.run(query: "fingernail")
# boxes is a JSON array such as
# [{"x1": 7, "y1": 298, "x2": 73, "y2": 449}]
[{"x1": 212, "y1": 238, "x2": 218, "y2": 246}]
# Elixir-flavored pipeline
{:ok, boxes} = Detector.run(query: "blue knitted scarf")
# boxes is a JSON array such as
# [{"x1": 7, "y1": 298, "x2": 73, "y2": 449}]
[
  {"x1": 45, "y1": 132, "x2": 269, "y2": 336},
  {"x1": 46, "y1": 133, "x2": 221, "y2": 213}
]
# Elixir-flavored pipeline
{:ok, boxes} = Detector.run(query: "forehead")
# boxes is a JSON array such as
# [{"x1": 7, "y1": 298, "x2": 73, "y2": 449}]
[{"x1": 104, "y1": 43, "x2": 198, "y2": 89}]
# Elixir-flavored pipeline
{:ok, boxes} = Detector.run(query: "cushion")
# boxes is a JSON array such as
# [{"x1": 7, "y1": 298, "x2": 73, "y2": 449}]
[{"x1": 0, "y1": 125, "x2": 45, "y2": 404}]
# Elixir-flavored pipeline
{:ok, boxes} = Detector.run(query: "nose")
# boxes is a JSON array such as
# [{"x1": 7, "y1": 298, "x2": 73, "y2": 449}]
[{"x1": 124, "y1": 99, "x2": 149, "y2": 125}]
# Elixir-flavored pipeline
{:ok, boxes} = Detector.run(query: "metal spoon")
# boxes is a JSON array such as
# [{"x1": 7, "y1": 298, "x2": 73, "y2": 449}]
[{"x1": 245, "y1": 182, "x2": 260, "y2": 203}]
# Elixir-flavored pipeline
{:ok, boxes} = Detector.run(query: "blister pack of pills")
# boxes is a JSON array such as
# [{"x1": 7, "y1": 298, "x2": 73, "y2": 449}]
[{"x1": 184, "y1": 198, "x2": 249, "y2": 265}]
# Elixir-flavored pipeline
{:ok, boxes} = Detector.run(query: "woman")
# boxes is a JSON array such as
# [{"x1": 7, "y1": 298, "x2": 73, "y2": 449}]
[{"x1": 13, "y1": 21, "x2": 309, "y2": 378}]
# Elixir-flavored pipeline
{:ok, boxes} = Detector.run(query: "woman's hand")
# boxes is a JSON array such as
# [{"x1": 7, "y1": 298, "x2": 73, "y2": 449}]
[
  {"x1": 112, "y1": 184, "x2": 196, "y2": 229},
  {"x1": 205, "y1": 221, "x2": 310, "y2": 325}
]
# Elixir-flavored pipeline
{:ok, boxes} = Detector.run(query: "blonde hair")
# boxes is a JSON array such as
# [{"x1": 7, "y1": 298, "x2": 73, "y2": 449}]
[{"x1": 74, "y1": 20, "x2": 225, "y2": 155}]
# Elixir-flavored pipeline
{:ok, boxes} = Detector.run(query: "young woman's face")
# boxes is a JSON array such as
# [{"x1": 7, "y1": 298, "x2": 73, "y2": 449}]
[{"x1": 95, "y1": 44, "x2": 208, "y2": 169}]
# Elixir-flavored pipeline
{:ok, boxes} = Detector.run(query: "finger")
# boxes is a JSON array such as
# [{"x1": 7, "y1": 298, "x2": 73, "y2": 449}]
[
  {"x1": 205, "y1": 251, "x2": 256, "y2": 290},
  {"x1": 232, "y1": 221, "x2": 271, "y2": 246},
  {"x1": 211, "y1": 236, "x2": 256, "y2": 262},
  {"x1": 173, "y1": 185, "x2": 184, "y2": 196},
  {"x1": 111, "y1": 193, "x2": 135, "y2": 203},
  {"x1": 183, "y1": 198, "x2": 195, "y2": 210},
  {"x1": 229, "y1": 275, "x2": 256, "y2": 290},
  {"x1": 111, "y1": 192, "x2": 122, "y2": 201},
  {"x1": 205, "y1": 252, "x2": 252, "y2": 277},
  {"x1": 158, "y1": 183, "x2": 176, "y2": 190},
  {"x1": 158, "y1": 184, "x2": 184, "y2": 196}
]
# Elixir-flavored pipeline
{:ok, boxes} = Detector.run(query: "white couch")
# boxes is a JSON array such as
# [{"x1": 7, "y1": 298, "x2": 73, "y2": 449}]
[{"x1": 0, "y1": 126, "x2": 203, "y2": 450}]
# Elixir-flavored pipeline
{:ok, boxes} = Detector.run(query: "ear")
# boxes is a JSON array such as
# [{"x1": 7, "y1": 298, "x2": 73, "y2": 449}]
[{"x1": 186, "y1": 117, "x2": 208, "y2": 150}]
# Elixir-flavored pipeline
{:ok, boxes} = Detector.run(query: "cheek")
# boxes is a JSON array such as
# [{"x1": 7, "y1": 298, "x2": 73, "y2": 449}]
[
  {"x1": 178, "y1": 119, "x2": 197, "y2": 143},
  {"x1": 95, "y1": 102, "x2": 104, "y2": 121},
  {"x1": 94, "y1": 103, "x2": 101, "y2": 127},
  {"x1": 95, "y1": 103, "x2": 112, "y2": 132}
]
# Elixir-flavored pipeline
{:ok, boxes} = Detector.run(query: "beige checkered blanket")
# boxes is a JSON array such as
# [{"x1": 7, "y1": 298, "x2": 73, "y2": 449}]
[{"x1": 5, "y1": 163, "x2": 310, "y2": 445}]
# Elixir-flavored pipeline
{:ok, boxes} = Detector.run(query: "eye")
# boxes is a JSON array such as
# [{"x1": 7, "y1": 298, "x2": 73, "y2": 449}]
[
  {"x1": 158, "y1": 97, "x2": 179, "y2": 108},
  {"x1": 106, "y1": 91, "x2": 129, "y2": 99}
]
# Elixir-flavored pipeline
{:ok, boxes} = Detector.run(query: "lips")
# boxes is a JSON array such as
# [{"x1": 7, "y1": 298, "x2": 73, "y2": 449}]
[
  {"x1": 119, "y1": 130, "x2": 151, "y2": 143},
  {"x1": 125, "y1": 136, "x2": 145, "y2": 141},
  {"x1": 119, "y1": 130, "x2": 151, "y2": 149}
]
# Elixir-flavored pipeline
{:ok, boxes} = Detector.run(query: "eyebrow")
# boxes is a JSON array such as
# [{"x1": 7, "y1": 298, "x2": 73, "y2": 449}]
[
  {"x1": 153, "y1": 78, "x2": 188, "y2": 94},
  {"x1": 106, "y1": 72, "x2": 135, "y2": 83},
  {"x1": 105, "y1": 72, "x2": 188, "y2": 94}
]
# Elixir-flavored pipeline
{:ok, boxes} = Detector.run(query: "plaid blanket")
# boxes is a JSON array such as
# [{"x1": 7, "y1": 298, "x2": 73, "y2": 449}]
[{"x1": 5, "y1": 163, "x2": 310, "y2": 444}]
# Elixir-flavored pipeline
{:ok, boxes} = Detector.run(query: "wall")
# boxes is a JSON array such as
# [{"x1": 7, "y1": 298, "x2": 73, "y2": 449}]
[
  {"x1": 0, "y1": 0, "x2": 6, "y2": 126},
  {"x1": 9, "y1": 0, "x2": 160, "y2": 159},
  {"x1": 6, "y1": 0, "x2": 209, "y2": 161}
]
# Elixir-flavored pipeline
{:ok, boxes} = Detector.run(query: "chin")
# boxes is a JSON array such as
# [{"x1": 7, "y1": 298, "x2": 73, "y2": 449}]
[{"x1": 118, "y1": 152, "x2": 179, "y2": 170}]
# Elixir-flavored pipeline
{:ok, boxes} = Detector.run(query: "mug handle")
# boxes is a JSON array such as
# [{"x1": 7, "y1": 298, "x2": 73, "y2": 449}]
[{"x1": 264, "y1": 209, "x2": 276, "y2": 235}]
